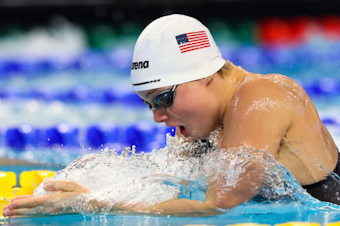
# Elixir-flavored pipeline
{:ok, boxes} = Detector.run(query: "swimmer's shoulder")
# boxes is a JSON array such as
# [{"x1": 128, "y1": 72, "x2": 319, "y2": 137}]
[
  {"x1": 222, "y1": 73, "x2": 295, "y2": 129},
  {"x1": 234, "y1": 72, "x2": 308, "y2": 102},
  {"x1": 232, "y1": 73, "x2": 292, "y2": 104},
  {"x1": 260, "y1": 73, "x2": 311, "y2": 104},
  {"x1": 223, "y1": 74, "x2": 291, "y2": 119},
  {"x1": 242, "y1": 73, "x2": 298, "y2": 88}
]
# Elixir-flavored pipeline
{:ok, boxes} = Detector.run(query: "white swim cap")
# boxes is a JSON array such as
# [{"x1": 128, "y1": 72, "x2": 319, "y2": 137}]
[{"x1": 131, "y1": 14, "x2": 226, "y2": 92}]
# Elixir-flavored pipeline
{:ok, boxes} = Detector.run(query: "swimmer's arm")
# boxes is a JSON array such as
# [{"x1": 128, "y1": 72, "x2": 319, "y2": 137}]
[
  {"x1": 111, "y1": 157, "x2": 263, "y2": 216},
  {"x1": 110, "y1": 186, "x2": 223, "y2": 216},
  {"x1": 4, "y1": 191, "x2": 228, "y2": 217},
  {"x1": 110, "y1": 163, "x2": 261, "y2": 216},
  {"x1": 112, "y1": 198, "x2": 221, "y2": 216},
  {"x1": 3, "y1": 180, "x2": 223, "y2": 217},
  {"x1": 2, "y1": 179, "x2": 91, "y2": 217},
  {"x1": 3, "y1": 178, "x2": 255, "y2": 217}
]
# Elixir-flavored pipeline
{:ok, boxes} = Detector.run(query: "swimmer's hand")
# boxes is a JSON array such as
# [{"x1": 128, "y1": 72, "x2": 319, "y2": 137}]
[{"x1": 2, "y1": 179, "x2": 91, "y2": 217}]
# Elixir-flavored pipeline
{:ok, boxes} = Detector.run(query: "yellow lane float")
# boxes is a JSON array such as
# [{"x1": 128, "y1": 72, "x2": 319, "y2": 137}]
[{"x1": 0, "y1": 170, "x2": 55, "y2": 218}]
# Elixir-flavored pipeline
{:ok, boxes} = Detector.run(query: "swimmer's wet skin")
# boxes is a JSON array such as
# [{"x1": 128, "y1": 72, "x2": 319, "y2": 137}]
[{"x1": 3, "y1": 14, "x2": 340, "y2": 217}]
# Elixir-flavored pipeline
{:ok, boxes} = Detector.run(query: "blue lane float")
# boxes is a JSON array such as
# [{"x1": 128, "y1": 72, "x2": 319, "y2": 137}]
[
  {"x1": 0, "y1": 78, "x2": 339, "y2": 104},
  {"x1": 322, "y1": 118, "x2": 338, "y2": 125},
  {"x1": 5, "y1": 127, "x2": 25, "y2": 149},
  {"x1": 45, "y1": 125, "x2": 80, "y2": 147},
  {"x1": 2, "y1": 118, "x2": 339, "y2": 152},
  {"x1": 2, "y1": 123, "x2": 177, "y2": 153},
  {"x1": 85, "y1": 123, "x2": 168, "y2": 153}
]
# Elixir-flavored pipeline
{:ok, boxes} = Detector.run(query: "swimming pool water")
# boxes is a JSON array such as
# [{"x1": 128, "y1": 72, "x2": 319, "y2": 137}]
[
  {"x1": 1, "y1": 71, "x2": 340, "y2": 225},
  {"x1": 3, "y1": 140, "x2": 340, "y2": 226},
  {"x1": 1, "y1": 75, "x2": 340, "y2": 226},
  {"x1": 3, "y1": 200, "x2": 340, "y2": 226}
]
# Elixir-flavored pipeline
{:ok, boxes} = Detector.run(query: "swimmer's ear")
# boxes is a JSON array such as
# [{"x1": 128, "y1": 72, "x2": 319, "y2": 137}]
[{"x1": 203, "y1": 75, "x2": 213, "y2": 86}]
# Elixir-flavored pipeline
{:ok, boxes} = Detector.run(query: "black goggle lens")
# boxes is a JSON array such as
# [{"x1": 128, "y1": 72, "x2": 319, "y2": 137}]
[
  {"x1": 143, "y1": 85, "x2": 178, "y2": 111},
  {"x1": 155, "y1": 92, "x2": 173, "y2": 107}
]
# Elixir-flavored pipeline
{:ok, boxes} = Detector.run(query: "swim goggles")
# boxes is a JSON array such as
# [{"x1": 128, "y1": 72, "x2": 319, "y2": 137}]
[{"x1": 143, "y1": 85, "x2": 178, "y2": 111}]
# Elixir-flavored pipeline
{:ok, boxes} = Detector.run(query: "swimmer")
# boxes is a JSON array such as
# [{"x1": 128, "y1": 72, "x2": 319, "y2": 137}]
[{"x1": 3, "y1": 14, "x2": 340, "y2": 217}]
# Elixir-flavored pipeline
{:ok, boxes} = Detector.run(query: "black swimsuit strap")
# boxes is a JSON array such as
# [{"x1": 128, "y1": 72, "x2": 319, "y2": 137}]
[
  {"x1": 333, "y1": 148, "x2": 340, "y2": 175},
  {"x1": 302, "y1": 147, "x2": 340, "y2": 204}
]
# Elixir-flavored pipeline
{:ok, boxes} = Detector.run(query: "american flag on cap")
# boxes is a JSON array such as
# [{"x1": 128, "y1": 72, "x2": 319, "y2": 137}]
[{"x1": 175, "y1": 31, "x2": 210, "y2": 54}]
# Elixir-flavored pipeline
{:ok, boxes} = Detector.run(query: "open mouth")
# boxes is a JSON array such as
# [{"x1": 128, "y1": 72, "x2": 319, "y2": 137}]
[{"x1": 179, "y1": 126, "x2": 188, "y2": 137}]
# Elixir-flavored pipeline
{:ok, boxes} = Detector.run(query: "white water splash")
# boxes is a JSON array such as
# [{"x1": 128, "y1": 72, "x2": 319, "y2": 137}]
[{"x1": 33, "y1": 128, "x2": 339, "y2": 217}]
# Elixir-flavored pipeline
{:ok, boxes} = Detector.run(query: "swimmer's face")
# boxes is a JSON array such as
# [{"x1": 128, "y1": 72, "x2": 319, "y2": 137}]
[{"x1": 138, "y1": 78, "x2": 221, "y2": 140}]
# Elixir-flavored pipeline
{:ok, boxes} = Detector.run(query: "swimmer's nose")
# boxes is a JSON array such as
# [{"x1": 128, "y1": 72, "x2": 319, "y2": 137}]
[{"x1": 153, "y1": 108, "x2": 168, "y2": 123}]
